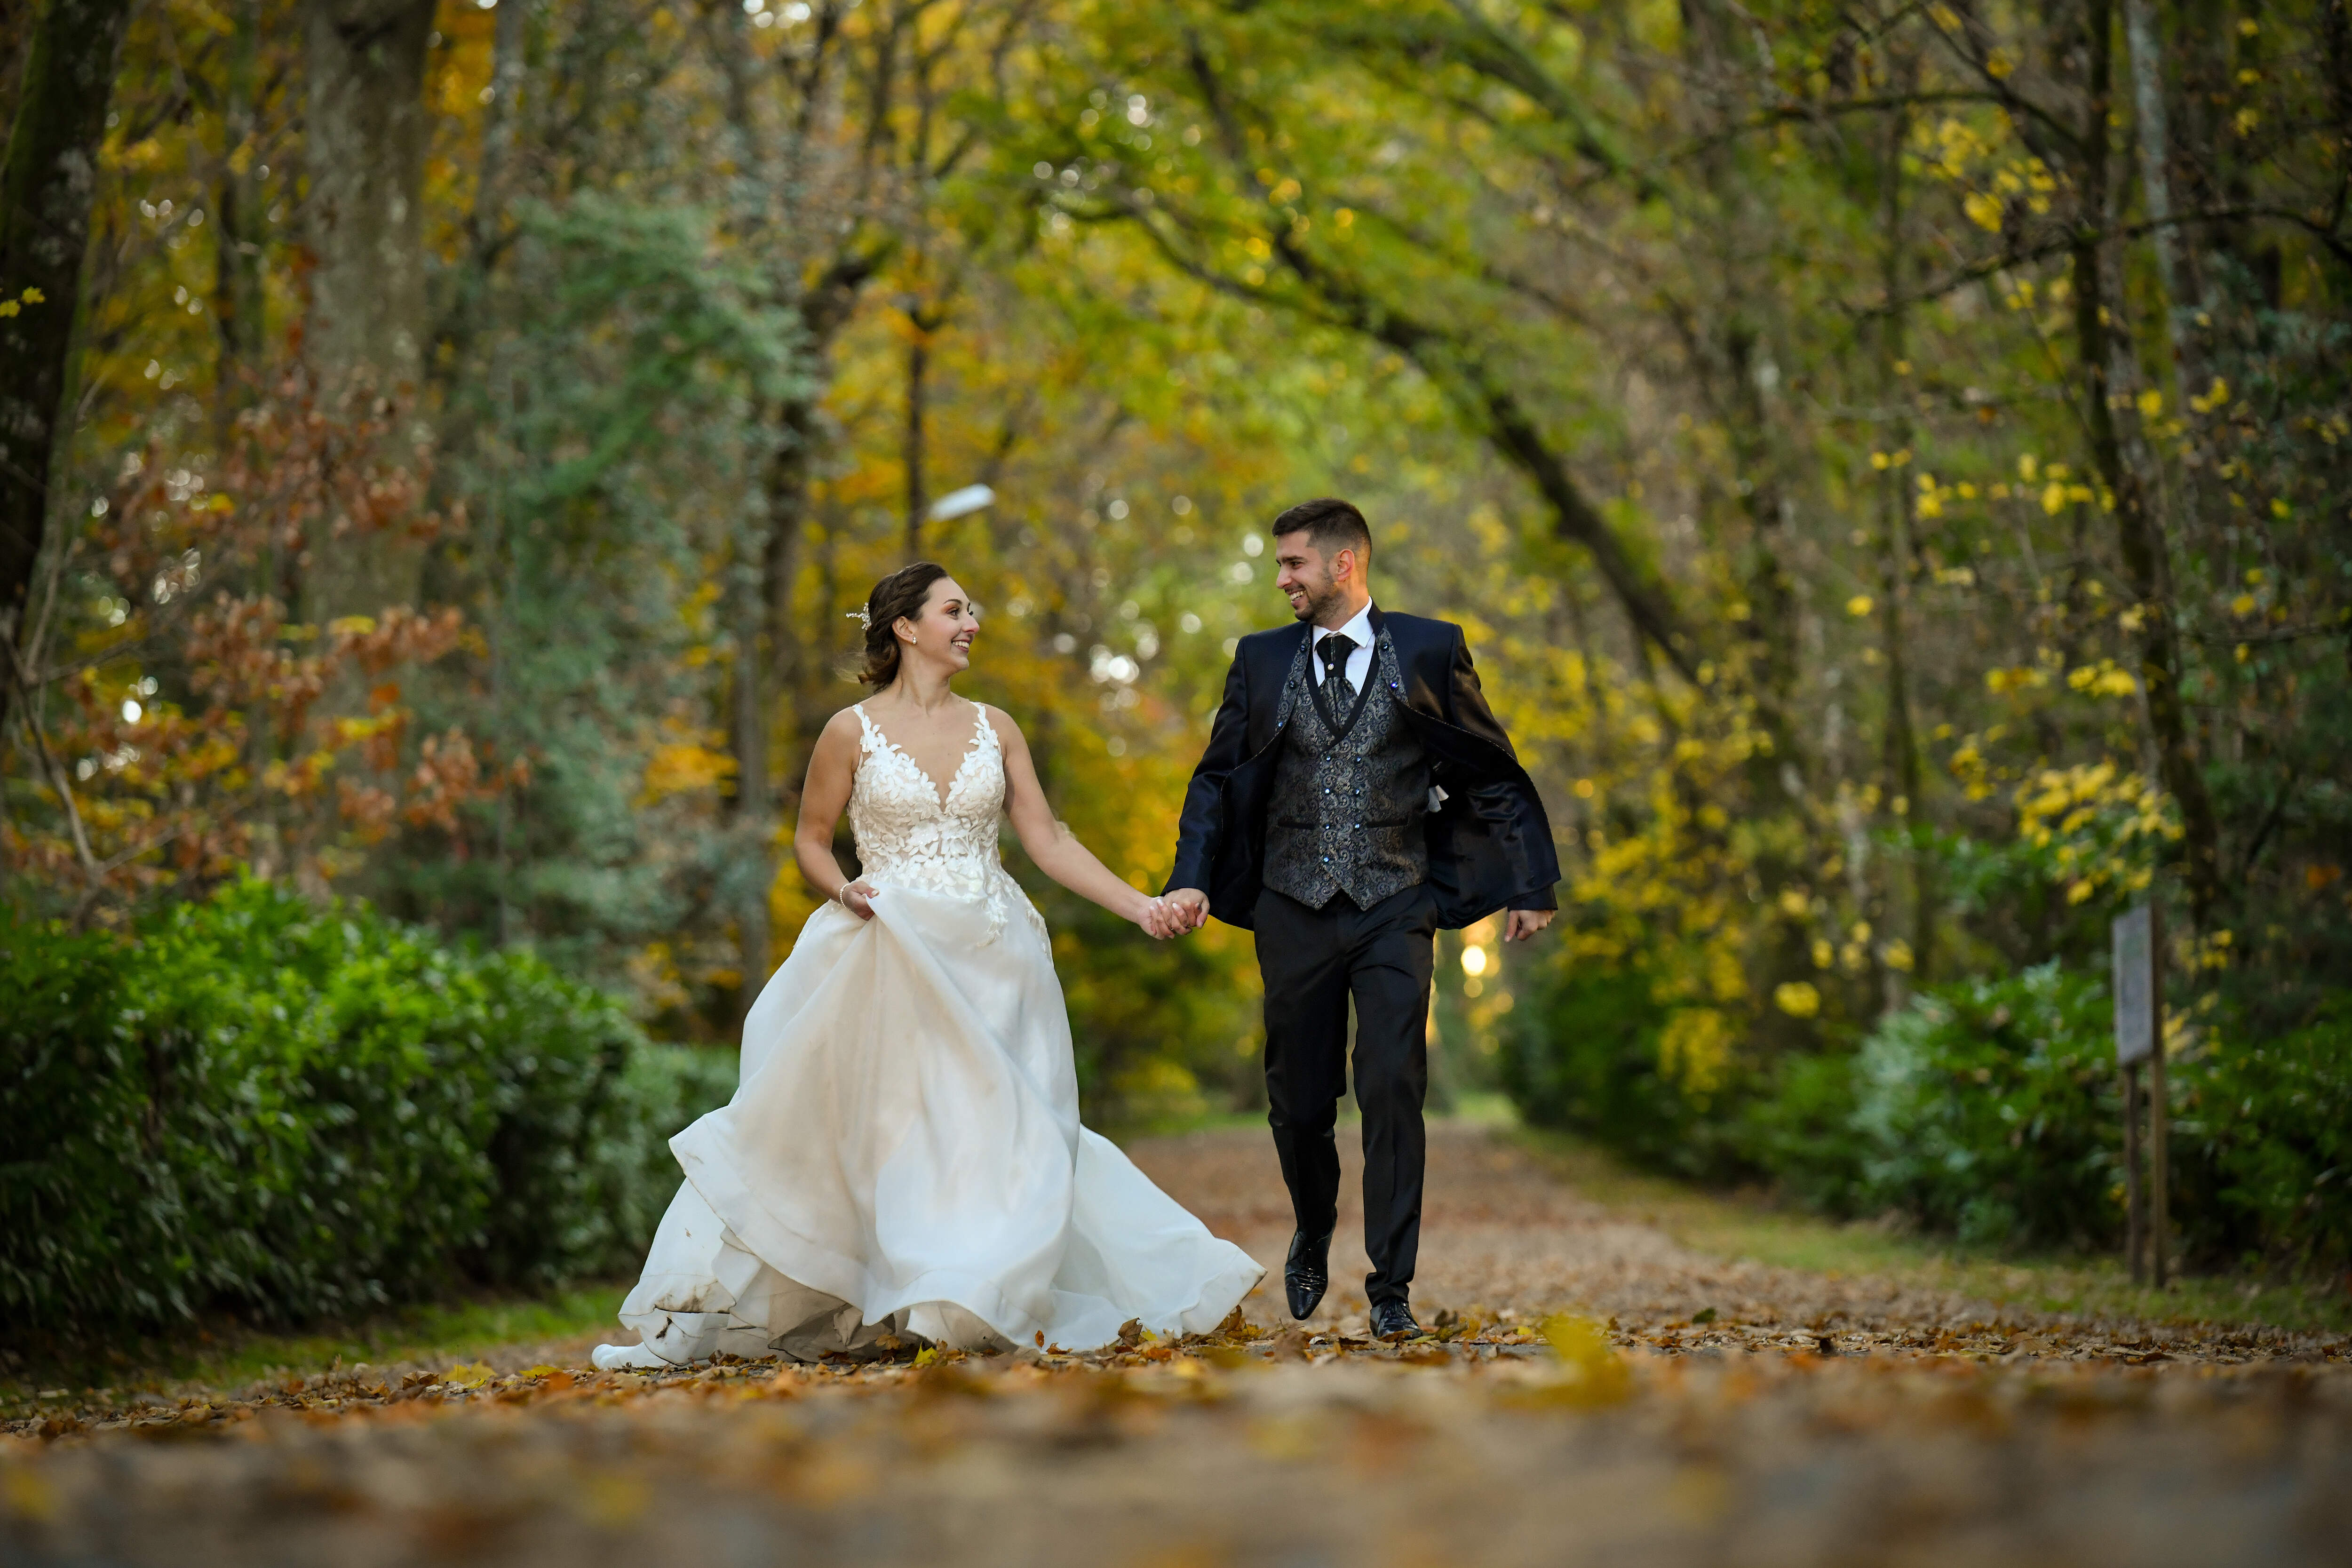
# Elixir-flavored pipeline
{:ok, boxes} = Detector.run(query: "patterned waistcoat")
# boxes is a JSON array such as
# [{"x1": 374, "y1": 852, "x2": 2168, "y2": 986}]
[{"x1": 1261, "y1": 632, "x2": 1433, "y2": 911}]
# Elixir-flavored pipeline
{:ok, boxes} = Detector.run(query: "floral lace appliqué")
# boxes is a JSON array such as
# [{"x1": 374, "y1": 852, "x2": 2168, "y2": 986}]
[{"x1": 848, "y1": 701, "x2": 1044, "y2": 945}]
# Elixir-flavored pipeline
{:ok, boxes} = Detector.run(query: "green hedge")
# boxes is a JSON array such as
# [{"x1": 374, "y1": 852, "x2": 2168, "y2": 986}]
[
  {"x1": 1846, "y1": 964, "x2": 2122, "y2": 1249},
  {"x1": 2178, "y1": 1003, "x2": 2352, "y2": 1274},
  {"x1": 1502, "y1": 955, "x2": 2352, "y2": 1273},
  {"x1": 1, "y1": 879, "x2": 733, "y2": 1335}
]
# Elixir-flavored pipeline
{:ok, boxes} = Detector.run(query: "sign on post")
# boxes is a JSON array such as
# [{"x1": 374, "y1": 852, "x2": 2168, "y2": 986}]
[
  {"x1": 2112, "y1": 902, "x2": 2167, "y2": 1288},
  {"x1": 2112, "y1": 905, "x2": 2154, "y2": 1064}
]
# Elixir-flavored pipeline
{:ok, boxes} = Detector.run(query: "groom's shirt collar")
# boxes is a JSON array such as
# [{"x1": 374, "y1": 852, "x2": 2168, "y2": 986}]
[{"x1": 1311, "y1": 601, "x2": 1377, "y2": 692}]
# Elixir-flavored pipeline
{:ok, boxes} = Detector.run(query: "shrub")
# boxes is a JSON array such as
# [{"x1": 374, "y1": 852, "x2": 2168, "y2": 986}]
[
  {"x1": 2176, "y1": 1005, "x2": 2352, "y2": 1274},
  {"x1": 1848, "y1": 964, "x2": 2122, "y2": 1249},
  {"x1": 1731, "y1": 1048, "x2": 1865, "y2": 1214},
  {"x1": 1502, "y1": 936, "x2": 2352, "y2": 1272},
  {"x1": 1499, "y1": 965, "x2": 1747, "y2": 1180},
  {"x1": 0, "y1": 879, "x2": 732, "y2": 1336}
]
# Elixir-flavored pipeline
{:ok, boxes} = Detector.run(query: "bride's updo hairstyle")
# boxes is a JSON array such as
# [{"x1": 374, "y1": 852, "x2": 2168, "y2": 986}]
[{"x1": 856, "y1": 561, "x2": 954, "y2": 687}]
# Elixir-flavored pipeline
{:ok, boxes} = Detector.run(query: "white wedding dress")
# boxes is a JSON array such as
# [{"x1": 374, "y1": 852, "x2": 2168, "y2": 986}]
[{"x1": 596, "y1": 699, "x2": 1263, "y2": 1368}]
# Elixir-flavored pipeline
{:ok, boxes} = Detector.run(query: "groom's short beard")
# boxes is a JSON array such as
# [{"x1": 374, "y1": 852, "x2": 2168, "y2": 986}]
[{"x1": 1290, "y1": 568, "x2": 1345, "y2": 624}]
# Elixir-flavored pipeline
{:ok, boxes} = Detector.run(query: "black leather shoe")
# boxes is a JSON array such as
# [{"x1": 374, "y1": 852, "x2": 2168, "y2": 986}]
[
  {"x1": 1284, "y1": 1229, "x2": 1333, "y2": 1321},
  {"x1": 1370, "y1": 1298, "x2": 1421, "y2": 1341}
]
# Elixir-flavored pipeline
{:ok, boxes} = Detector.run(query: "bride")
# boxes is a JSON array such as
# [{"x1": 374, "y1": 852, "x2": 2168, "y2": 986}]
[{"x1": 594, "y1": 562, "x2": 1263, "y2": 1368}]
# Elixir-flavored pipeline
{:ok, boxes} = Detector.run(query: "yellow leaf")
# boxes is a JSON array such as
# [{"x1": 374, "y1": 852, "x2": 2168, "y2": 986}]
[
  {"x1": 1536, "y1": 1315, "x2": 1632, "y2": 1406},
  {"x1": 3, "y1": 1467, "x2": 60, "y2": 1523},
  {"x1": 443, "y1": 1361, "x2": 494, "y2": 1390},
  {"x1": 1845, "y1": 595, "x2": 1875, "y2": 617},
  {"x1": 1772, "y1": 981, "x2": 1821, "y2": 1018}
]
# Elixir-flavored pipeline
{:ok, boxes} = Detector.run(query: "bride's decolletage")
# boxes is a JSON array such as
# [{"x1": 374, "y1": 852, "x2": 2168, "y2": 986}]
[{"x1": 849, "y1": 700, "x2": 1034, "y2": 942}]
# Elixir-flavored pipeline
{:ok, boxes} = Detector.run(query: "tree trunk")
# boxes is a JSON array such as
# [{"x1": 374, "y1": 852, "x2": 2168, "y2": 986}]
[
  {"x1": 300, "y1": 0, "x2": 435, "y2": 619},
  {"x1": 1873, "y1": 84, "x2": 1929, "y2": 997},
  {"x1": 303, "y1": 0, "x2": 434, "y2": 389},
  {"x1": 213, "y1": 0, "x2": 268, "y2": 405},
  {"x1": 2071, "y1": 0, "x2": 2224, "y2": 924},
  {"x1": 2120, "y1": 0, "x2": 2197, "y2": 375},
  {"x1": 727, "y1": 530, "x2": 775, "y2": 1010},
  {"x1": 903, "y1": 318, "x2": 928, "y2": 559},
  {"x1": 0, "y1": 0, "x2": 134, "y2": 734}
]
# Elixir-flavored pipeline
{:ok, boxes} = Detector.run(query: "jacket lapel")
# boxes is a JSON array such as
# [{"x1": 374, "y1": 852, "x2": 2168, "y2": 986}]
[{"x1": 1256, "y1": 623, "x2": 1313, "y2": 751}]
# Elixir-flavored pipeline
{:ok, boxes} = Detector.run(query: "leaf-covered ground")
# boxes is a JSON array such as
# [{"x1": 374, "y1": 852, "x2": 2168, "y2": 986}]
[{"x1": 6, "y1": 1127, "x2": 2347, "y2": 1566}]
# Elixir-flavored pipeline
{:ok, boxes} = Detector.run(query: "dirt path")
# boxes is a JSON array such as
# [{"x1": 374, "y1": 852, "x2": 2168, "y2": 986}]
[
  {"x1": 6, "y1": 1126, "x2": 2348, "y2": 1567},
  {"x1": 1136, "y1": 1124, "x2": 2336, "y2": 1362}
]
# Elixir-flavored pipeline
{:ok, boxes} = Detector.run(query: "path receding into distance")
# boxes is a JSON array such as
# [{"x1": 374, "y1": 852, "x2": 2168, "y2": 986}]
[{"x1": 5, "y1": 1126, "x2": 2347, "y2": 1567}]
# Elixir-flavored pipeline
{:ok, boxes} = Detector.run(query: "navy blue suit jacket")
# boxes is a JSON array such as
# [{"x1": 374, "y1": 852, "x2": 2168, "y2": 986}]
[{"x1": 1165, "y1": 605, "x2": 1560, "y2": 931}]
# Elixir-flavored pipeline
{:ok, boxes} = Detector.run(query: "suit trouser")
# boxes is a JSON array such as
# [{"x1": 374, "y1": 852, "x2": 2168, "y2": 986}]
[{"x1": 1255, "y1": 882, "x2": 1438, "y2": 1307}]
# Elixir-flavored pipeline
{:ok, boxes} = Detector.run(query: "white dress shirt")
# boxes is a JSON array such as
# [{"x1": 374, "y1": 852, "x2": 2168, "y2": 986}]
[{"x1": 1311, "y1": 601, "x2": 1376, "y2": 695}]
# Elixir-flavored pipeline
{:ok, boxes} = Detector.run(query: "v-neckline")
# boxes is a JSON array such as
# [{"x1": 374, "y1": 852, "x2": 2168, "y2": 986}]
[
  {"x1": 860, "y1": 700, "x2": 988, "y2": 810},
  {"x1": 1306, "y1": 633, "x2": 1377, "y2": 740}
]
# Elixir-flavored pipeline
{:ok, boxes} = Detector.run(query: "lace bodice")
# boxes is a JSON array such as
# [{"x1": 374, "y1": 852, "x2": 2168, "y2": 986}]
[{"x1": 849, "y1": 700, "x2": 1039, "y2": 943}]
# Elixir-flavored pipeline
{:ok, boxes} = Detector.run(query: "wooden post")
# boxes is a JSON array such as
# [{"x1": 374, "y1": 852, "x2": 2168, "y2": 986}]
[
  {"x1": 2121, "y1": 1061, "x2": 2145, "y2": 1284},
  {"x1": 2112, "y1": 903, "x2": 2157, "y2": 1286},
  {"x1": 2149, "y1": 900, "x2": 2169, "y2": 1288}
]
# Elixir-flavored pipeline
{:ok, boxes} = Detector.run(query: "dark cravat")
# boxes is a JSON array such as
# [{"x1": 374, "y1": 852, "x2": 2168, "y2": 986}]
[{"x1": 1318, "y1": 632, "x2": 1357, "y2": 704}]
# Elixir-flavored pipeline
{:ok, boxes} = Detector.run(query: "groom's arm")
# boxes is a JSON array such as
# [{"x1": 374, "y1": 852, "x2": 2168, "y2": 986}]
[
  {"x1": 1165, "y1": 648, "x2": 1253, "y2": 900},
  {"x1": 1443, "y1": 626, "x2": 1559, "y2": 927},
  {"x1": 1440, "y1": 624, "x2": 1520, "y2": 760}
]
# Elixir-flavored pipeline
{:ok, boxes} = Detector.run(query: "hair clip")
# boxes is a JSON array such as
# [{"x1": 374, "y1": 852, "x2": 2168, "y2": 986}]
[{"x1": 846, "y1": 606, "x2": 873, "y2": 630}]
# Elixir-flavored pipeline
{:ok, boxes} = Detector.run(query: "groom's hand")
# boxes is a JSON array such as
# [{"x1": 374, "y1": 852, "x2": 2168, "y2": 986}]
[
  {"x1": 1164, "y1": 888, "x2": 1210, "y2": 933},
  {"x1": 1503, "y1": 908, "x2": 1554, "y2": 942}
]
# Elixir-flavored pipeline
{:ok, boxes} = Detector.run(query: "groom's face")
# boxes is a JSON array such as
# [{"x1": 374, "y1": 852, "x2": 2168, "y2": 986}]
[{"x1": 1273, "y1": 532, "x2": 1355, "y2": 625}]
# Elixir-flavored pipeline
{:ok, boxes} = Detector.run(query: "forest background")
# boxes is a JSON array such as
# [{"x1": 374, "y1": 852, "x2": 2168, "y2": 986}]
[{"x1": 2, "y1": 0, "x2": 2348, "y2": 1334}]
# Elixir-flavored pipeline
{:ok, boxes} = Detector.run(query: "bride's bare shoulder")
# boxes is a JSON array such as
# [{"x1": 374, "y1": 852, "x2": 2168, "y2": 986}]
[
  {"x1": 977, "y1": 703, "x2": 1028, "y2": 749},
  {"x1": 814, "y1": 705, "x2": 868, "y2": 751}
]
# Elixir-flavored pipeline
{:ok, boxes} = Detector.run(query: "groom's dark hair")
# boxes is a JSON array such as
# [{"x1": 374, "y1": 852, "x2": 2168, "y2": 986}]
[{"x1": 1271, "y1": 497, "x2": 1371, "y2": 567}]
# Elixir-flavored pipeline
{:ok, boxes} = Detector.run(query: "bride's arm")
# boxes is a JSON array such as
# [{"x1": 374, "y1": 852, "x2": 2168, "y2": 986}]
[
  {"x1": 988, "y1": 708, "x2": 1173, "y2": 936},
  {"x1": 794, "y1": 710, "x2": 879, "y2": 920}
]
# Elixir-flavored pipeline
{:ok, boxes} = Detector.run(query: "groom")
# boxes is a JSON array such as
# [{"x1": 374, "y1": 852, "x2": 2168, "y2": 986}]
[{"x1": 1160, "y1": 498, "x2": 1558, "y2": 1340}]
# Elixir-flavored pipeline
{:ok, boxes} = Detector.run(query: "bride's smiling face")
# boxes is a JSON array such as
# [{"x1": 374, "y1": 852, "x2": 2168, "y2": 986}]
[{"x1": 896, "y1": 577, "x2": 981, "y2": 672}]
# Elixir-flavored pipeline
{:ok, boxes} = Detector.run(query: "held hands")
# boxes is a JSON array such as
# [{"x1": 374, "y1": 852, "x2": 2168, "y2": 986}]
[
  {"x1": 1134, "y1": 888, "x2": 1210, "y2": 939},
  {"x1": 1139, "y1": 889, "x2": 1546, "y2": 939},
  {"x1": 1159, "y1": 888, "x2": 1210, "y2": 937}
]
